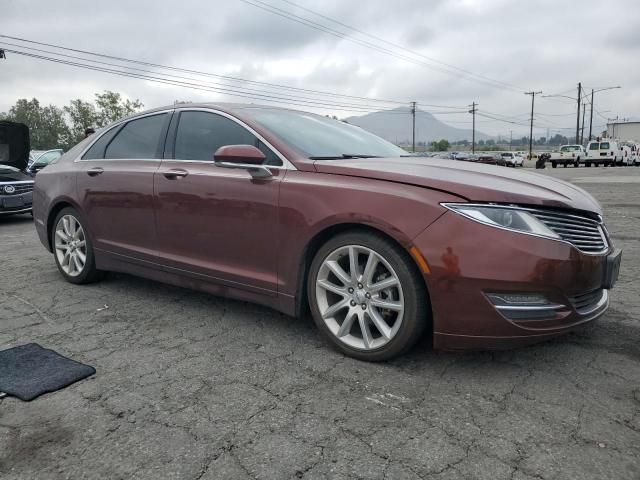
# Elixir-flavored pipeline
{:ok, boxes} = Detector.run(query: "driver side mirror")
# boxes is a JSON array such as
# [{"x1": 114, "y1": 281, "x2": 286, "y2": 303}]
[{"x1": 213, "y1": 145, "x2": 272, "y2": 179}]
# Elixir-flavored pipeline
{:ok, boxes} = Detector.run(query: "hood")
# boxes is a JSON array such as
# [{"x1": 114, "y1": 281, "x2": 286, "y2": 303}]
[
  {"x1": 0, "y1": 121, "x2": 30, "y2": 172},
  {"x1": 313, "y1": 157, "x2": 602, "y2": 215}
]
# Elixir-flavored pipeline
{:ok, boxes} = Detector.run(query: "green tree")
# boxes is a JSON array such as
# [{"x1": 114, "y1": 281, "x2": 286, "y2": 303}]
[
  {"x1": 430, "y1": 139, "x2": 450, "y2": 151},
  {"x1": 94, "y1": 90, "x2": 143, "y2": 127},
  {"x1": 1, "y1": 98, "x2": 70, "y2": 149},
  {"x1": 65, "y1": 99, "x2": 99, "y2": 146}
]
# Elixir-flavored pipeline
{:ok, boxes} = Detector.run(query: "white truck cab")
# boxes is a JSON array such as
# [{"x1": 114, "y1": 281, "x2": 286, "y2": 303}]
[
  {"x1": 585, "y1": 140, "x2": 619, "y2": 167},
  {"x1": 548, "y1": 145, "x2": 585, "y2": 168}
]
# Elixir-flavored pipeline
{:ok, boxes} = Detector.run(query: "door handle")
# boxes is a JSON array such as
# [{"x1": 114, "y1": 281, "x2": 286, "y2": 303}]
[
  {"x1": 163, "y1": 169, "x2": 189, "y2": 179},
  {"x1": 86, "y1": 167, "x2": 104, "y2": 177}
]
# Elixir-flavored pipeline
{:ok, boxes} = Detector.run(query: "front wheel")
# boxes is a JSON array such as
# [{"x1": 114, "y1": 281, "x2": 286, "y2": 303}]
[
  {"x1": 52, "y1": 207, "x2": 105, "y2": 284},
  {"x1": 551, "y1": 161, "x2": 557, "y2": 168},
  {"x1": 308, "y1": 231, "x2": 428, "y2": 361}
]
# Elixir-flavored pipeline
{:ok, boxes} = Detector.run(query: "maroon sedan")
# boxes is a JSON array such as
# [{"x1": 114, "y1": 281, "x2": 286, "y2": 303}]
[{"x1": 33, "y1": 104, "x2": 622, "y2": 361}]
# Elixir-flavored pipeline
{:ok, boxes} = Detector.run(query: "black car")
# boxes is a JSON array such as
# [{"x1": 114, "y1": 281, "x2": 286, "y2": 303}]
[{"x1": 0, "y1": 121, "x2": 34, "y2": 216}]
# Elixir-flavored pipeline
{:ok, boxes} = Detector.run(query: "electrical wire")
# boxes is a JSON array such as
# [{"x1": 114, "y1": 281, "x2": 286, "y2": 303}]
[
  {"x1": 0, "y1": 34, "x2": 466, "y2": 110},
  {"x1": 270, "y1": 0, "x2": 526, "y2": 92},
  {"x1": 235, "y1": 0, "x2": 526, "y2": 93}
]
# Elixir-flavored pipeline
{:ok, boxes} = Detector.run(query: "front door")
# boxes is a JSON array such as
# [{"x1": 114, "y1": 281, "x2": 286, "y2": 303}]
[
  {"x1": 77, "y1": 112, "x2": 171, "y2": 263},
  {"x1": 153, "y1": 110, "x2": 284, "y2": 294}
]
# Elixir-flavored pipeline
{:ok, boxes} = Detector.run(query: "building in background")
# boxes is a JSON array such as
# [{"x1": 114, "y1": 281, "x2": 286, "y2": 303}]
[{"x1": 606, "y1": 121, "x2": 640, "y2": 141}]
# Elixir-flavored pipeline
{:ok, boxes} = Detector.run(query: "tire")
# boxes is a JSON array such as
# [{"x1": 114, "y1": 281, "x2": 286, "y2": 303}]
[
  {"x1": 307, "y1": 231, "x2": 428, "y2": 361},
  {"x1": 51, "y1": 207, "x2": 105, "y2": 284},
  {"x1": 551, "y1": 161, "x2": 557, "y2": 168},
  {"x1": 562, "y1": 162, "x2": 567, "y2": 168},
  {"x1": 586, "y1": 162, "x2": 591, "y2": 167}
]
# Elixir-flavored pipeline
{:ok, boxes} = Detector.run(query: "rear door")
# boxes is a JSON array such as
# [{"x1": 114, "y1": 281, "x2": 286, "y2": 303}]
[
  {"x1": 153, "y1": 109, "x2": 284, "y2": 294},
  {"x1": 77, "y1": 111, "x2": 172, "y2": 263}
]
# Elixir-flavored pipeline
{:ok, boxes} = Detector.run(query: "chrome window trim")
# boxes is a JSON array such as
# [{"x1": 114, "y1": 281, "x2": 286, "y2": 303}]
[
  {"x1": 74, "y1": 109, "x2": 175, "y2": 162},
  {"x1": 441, "y1": 202, "x2": 610, "y2": 256},
  {"x1": 170, "y1": 107, "x2": 296, "y2": 170}
]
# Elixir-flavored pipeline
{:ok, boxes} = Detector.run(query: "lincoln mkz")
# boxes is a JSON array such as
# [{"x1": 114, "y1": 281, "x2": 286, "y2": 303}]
[{"x1": 33, "y1": 104, "x2": 622, "y2": 360}]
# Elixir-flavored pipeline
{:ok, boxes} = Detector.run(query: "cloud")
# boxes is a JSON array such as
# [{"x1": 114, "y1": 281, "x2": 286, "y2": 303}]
[{"x1": 0, "y1": 0, "x2": 636, "y2": 137}]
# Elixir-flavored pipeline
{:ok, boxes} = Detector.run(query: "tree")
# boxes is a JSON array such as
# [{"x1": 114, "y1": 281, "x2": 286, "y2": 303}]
[
  {"x1": 485, "y1": 139, "x2": 495, "y2": 146},
  {"x1": 65, "y1": 99, "x2": 98, "y2": 146},
  {"x1": 94, "y1": 91, "x2": 143, "y2": 127},
  {"x1": 1, "y1": 98, "x2": 70, "y2": 149},
  {"x1": 430, "y1": 139, "x2": 450, "y2": 152}
]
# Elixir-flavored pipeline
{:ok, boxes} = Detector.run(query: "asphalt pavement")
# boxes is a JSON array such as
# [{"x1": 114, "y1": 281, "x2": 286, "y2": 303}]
[{"x1": 1, "y1": 166, "x2": 639, "y2": 480}]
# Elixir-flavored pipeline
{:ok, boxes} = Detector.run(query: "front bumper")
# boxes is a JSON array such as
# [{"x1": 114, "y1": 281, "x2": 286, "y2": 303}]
[
  {"x1": 0, "y1": 191, "x2": 33, "y2": 215},
  {"x1": 412, "y1": 211, "x2": 614, "y2": 350}
]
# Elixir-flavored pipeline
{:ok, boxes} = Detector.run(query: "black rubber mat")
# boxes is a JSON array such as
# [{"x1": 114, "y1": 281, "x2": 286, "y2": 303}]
[{"x1": 0, "y1": 343, "x2": 95, "y2": 401}]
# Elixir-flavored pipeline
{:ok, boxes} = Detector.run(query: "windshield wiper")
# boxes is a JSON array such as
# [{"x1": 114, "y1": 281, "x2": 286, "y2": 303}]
[{"x1": 309, "y1": 154, "x2": 381, "y2": 160}]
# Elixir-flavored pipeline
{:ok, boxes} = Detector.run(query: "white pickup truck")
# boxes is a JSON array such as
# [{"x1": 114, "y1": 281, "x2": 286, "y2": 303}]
[{"x1": 548, "y1": 145, "x2": 586, "y2": 168}]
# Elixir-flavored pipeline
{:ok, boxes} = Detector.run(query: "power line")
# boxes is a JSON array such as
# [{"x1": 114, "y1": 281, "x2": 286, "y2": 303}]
[
  {"x1": 1, "y1": 42, "x2": 423, "y2": 112},
  {"x1": 0, "y1": 34, "x2": 467, "y2": 110},
  {"x1": 2, "y1": 48, "x2": 416, "y2": 113},
  {"x1": 236, "y1": 0, "x2": 525, "y2": 93},
  {"x1": 269, "y1": 0, "x2": 526, "y2": 92}
]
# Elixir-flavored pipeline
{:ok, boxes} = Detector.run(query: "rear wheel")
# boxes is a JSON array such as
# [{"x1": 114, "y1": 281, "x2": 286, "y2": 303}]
[
  {"x1": 551, "y1": 161, "x2": 557, "y2": 168},
  {"x1": 308, "y1": 231, "x2": 428, "y2": 361},
  {"x1": 52, "y1": 207, "x2": 105, "y2": 284}
]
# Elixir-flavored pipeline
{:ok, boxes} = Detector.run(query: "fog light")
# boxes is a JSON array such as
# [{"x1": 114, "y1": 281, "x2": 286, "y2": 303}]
[
  {"x1": 486, "y1": 293, "x2": 566, "y2": 321},
  {"x1": 486, "y1": 293, "x2": 549, "y2": 306}
]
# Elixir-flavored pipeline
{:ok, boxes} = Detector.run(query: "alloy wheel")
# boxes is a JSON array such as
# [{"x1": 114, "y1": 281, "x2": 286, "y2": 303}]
[
  {"x1": 315, "y1": 245, "x2": 405, "y2": 351},
  {"x1": 54, "y1": 214, "x2": 87, "y2": 277}
]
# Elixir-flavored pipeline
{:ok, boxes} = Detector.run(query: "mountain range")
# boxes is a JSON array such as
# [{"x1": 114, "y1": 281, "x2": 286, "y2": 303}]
[{"x1": 344, "y1": 107, "x2": 490, "y2": 144}]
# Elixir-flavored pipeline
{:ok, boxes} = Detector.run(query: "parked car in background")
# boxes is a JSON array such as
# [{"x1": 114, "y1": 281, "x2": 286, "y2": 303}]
[
  {"x1": 0, "y1": 120, "x2": 34, "y2": 216},
  {"x1": 499, "y1": 152, "x2": 524, "y2": 167},
  {"x1": 474, "y1": 154, "x2": 506, "y2": 166},
  {"x1": 585, "y1": 140, "x2": 618, "y2": 167},
  {"x1": 549, "y1": 145, "x2": 586, "y2": 168},
  {"x1": 28, "y1": 149, "x2": 64, "y2": 173},
  {"x1": 33, "y1": 103, "x2": 621, "y2": 360}
]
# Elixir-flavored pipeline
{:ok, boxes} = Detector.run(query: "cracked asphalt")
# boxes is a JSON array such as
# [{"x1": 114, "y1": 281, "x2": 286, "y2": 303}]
[{"x1": 1, "y1": 166, "x2": 639, "y2": 480}]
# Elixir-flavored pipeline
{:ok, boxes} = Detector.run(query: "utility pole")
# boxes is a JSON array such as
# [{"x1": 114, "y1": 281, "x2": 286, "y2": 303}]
[
  {"x1": 525, "y1": 91, "x2": 542, "y2": 161},
  {"x1": 588, "y1": 89, "x2": 594, "y2": 141},
  {"x1": 509, "y1": 130, "x2": 513, "y2": 151},
  {"x1": 580, "y1": 105, "x2": 586, "y2": 144},
  {"x1": 410, "y1": 101, "x2": 416, "y2": 152},
  {"x1": 575, "y1": 82, "x2": 582, "y2": 144},
  {"x1": 468, "y1": 102, "x2": 478, "y2": 154}
]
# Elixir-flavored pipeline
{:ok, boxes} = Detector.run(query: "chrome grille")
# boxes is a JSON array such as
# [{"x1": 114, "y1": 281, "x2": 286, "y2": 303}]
[
  {"x1": 529, "y1": 209, "x2": 608, "y2": 254},
  {"x1": 1, "y1": 182, "x2": 34, "y2": 196},
  {"x1": 569, "y1": 289, "x2": 606, "y2": 315}
]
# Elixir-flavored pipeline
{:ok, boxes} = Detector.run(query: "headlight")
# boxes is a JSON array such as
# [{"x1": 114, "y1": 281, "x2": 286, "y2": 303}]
[{"x1": 442, "y1": 203, "x2": 560, "y2": 239}]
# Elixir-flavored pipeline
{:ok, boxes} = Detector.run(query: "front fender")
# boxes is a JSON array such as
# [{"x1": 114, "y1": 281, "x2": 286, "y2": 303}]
[{"x1": 277, "y1": 170, "x2": 463, "y2": 297}]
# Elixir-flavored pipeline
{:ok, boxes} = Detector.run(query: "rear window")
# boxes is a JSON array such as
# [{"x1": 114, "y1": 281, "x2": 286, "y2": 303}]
[
  {"x1": 589, "y1": 143, "x2": 600, "y2": 150},
  {"x1": 600, "y1": 142, "x2": 610, "y2": 150},
  {"x1": 560, "y1": 146, "x2": 580, "y2": 152}
]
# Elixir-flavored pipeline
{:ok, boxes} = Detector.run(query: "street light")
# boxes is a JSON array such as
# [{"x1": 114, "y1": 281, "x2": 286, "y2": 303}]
[{"x1": 589, "y1": 86, "x2": 621, "y2": 141}]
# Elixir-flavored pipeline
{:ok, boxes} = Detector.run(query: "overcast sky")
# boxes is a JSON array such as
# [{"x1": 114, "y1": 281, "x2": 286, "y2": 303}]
[{"x1": 1, "y1": 0, "x2": 638, "y2": 137}]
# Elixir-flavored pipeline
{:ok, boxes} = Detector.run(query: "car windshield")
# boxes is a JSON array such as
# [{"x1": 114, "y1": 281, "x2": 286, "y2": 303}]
[{"x1": 240, "y1": 108, "x2": 409, "y2": 159}]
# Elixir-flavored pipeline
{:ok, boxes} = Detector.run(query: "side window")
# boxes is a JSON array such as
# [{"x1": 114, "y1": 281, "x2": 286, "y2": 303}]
[
  {"x1": 82, "y1": 127, "x2": 120, "y2": 160},
  {"x1": 174, "y1": 111, "x2": 282, "y2": 166},
  {"x1": 104, "y1": 114, "x2": 167, "y2": 159}
]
